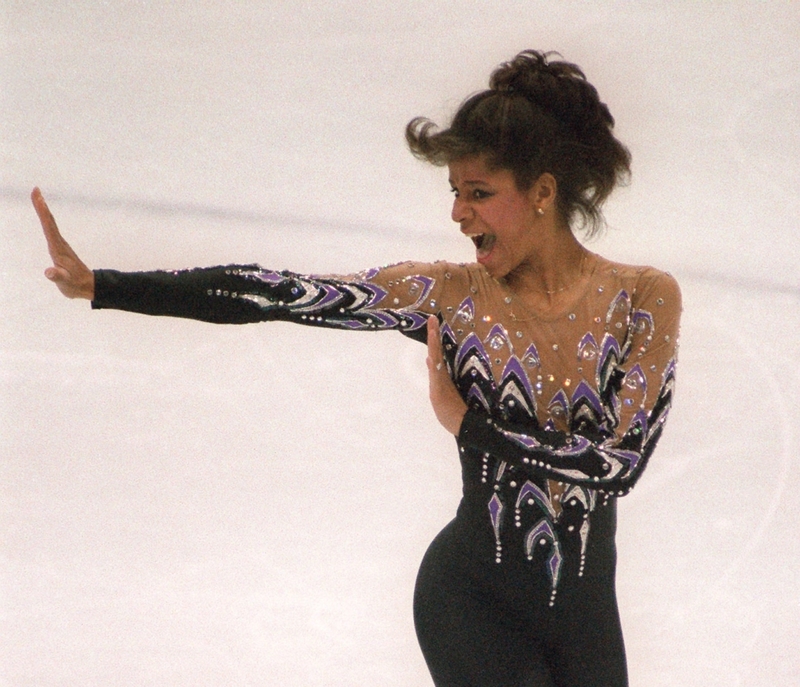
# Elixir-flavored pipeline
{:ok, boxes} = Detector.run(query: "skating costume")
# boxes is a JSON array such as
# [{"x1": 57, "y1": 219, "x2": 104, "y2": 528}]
[{"x1": 92, "y1": 253, "x2": 681, "y2": 687}]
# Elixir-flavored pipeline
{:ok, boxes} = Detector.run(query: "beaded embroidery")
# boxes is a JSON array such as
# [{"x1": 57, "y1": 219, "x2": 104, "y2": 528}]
[{"x1": 191, "y1": 256, "x2": 680, "y2": 604}]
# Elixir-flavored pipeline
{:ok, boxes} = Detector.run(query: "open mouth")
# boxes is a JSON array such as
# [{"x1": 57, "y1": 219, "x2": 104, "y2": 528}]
[{"x1": 469, "y1": 233, "x2": 496, "y2": 258}]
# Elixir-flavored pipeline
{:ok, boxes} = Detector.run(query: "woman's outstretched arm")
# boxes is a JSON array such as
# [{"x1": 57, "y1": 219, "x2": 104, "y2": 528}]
[
  {"x1": 32, "y1": 189, "x2": 459, "y2": 338},
  {"x1": 32, "y1": 188, "x2": 95, "y2": 300}
]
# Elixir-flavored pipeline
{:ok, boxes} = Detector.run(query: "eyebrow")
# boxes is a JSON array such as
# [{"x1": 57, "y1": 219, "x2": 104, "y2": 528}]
[{"x1": 449, "y1": 178, "x2": 490, "y2": 186}]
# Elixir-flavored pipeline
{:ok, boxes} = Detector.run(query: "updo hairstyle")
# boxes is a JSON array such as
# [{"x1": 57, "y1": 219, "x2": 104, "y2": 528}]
[{"x1": 406, "y1": 50, "x2": 631, "y2": 236}]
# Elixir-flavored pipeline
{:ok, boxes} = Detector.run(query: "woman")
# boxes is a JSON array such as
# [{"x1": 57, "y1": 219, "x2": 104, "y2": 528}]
[{"x1": 34, "y1": 50, "x2": 680, "y2": 686}]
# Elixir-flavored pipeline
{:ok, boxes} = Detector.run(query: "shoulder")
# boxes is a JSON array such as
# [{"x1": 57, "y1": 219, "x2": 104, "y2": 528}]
[{"x1": 594, "y1": 254, "x2": 681, "y2": 308}]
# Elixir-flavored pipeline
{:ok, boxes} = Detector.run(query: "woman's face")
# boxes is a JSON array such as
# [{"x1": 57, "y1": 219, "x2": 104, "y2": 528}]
[{"x1": 448, "y1": 155, "x2": 540, "y2": 280}]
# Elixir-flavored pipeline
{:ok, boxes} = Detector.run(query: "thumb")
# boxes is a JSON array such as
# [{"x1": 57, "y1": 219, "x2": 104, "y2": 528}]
[{"x1": 45, "y1": 266, "x2": 69, "y2": 282}]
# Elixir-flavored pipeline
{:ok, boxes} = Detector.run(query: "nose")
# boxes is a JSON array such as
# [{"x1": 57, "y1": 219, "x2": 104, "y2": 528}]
[{"x1": 451, "y1": 195, "x2": 470, "y2": 224}]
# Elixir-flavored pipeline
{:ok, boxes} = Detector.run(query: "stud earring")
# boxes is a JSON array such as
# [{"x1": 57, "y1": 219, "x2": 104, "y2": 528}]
[{"x1": 536, "y1": 208, "x2": 544, "y2": 216}]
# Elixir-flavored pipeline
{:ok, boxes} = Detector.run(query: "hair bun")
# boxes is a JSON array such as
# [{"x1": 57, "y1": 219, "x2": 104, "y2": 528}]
[{"x1": 490, "y1": 50, "x2": 615, "y2": 138}]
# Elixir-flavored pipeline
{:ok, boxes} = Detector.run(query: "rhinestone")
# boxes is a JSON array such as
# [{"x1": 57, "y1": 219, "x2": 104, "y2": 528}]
[
  {"x1": 539, "y1": 538, "x2": 547, "y2": 546},
  {"x1": 231, "y1": 292, "x2": 237, "y2": 298},
  {"x1": 656, "y1": 298, "x2": 664, "y2": 305},
  {"x1": 598, "y1": 286, "x2": 604, "y2": 293},
  {"x1": 215, "y1": 289, "x2": 221, "y2": 296},
  {"x1": 446, "y1": 306, "x2": 453, "y2": 312},
  {"x1": 495, "y1": 358, "x2": 501, "y2": 364},
  {"x1": 564, "y1": 378, "x2": 571, "y2": 387},
  {"x1": 483, "y1": 315, "x2": 492, "y2": 322},
  {"x1": 568, "y1": 313, "x2": 576, "y2": 321},
  {"x1": 393, "y1": 298, "x2": 400, "y2": 305},
  {"x1": 594, "y1": 316, "x2": 601, "y2": 323},
  {"x1": 470, "y1": 286, "x2": 478, "y2": 294},
  {"x1": 548, "y1": 375, "x2": 555, "y2": 382},
  {"x1": 615, "y1": 322, "x2": 622, "y2": 329},
  {"x1": 650, "y1": 365, "x2": 657, "y2": 372},
  {"x1": 207, "y1": 289, "x2": 213, "y2": 295},
  {"x1": 430, "y1": 300, "x2": 436, "y2": 307},
  {"x1": 504, "y1": 296, "x2": 512, "y2": 304},
  {"x1": 445, "y1": 272, "x2": 452, "y2": 279},
  {"x1": 665, "y1": 335, "x2": 671, "y2": 342},
  {"x1": 489, "y1": 335, "x2": 504, "y2": 350},
  {"x1": 516, "y1": 331, "x2": 523, "y2": 338},
  {"x1": 223, "y1": 291, "x2": 229, "y2": 296},
  {"x1": 552, "y1": 344, "x2": 559, "y2": 351}
]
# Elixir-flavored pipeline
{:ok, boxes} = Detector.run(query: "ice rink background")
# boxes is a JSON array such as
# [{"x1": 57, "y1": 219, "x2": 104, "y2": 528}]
[{"x1": 2, "y1": 2, "x2": 799, "y2": 685}]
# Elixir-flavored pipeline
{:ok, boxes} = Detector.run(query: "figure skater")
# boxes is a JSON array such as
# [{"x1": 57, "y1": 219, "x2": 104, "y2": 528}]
[{"x1": 34, "y1": 50, "x2": 681, "y2": 686}]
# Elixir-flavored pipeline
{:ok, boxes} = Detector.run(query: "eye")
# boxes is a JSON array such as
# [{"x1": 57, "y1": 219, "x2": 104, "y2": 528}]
[
  {"x1": 450, "y1": 187, "x2": 460, "y2": 198},
  {"x1": 472, "y1": 189, "x2": 492, "y2": 200}
]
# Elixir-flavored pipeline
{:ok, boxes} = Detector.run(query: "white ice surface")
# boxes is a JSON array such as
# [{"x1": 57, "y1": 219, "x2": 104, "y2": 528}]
[{"x1": 2, "y1": 2, "x2": 800, "y2": 686}]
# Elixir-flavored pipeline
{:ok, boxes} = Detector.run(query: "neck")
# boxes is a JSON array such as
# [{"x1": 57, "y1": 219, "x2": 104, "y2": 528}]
[{"x1": 505, "y1": 226, "x2": 589, "y2": 304}]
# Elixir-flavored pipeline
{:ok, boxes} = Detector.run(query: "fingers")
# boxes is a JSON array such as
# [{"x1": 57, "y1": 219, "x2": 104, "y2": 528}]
[
  {"x1": 426, "y1": 315, "x2": 445, "y2": 373},
  {"x1": 32, "y1": 187, "x2": 59, "y2": 236},
  {"x1": 425, "y1": 314, "x2": 467, "y2": 435},
  {"x1": 31, "y1": 187, "x2": 68, "y2": 260},
  {"x1": 31, "y1": 187, "x2": 95, "y2": 299}
]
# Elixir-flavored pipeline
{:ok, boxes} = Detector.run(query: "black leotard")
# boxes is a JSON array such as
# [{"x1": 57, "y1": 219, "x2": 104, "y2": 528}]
[{"x1": 92, "y1": 254, "x2": 681, "y2": 686}]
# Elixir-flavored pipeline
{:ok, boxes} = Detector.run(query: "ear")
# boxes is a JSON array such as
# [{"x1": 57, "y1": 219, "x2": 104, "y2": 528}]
[{"x1": 528, "y1": 173, "x2": 557, "y2": 212}]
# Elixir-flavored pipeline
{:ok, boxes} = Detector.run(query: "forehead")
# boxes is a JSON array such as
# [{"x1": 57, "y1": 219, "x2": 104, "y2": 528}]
[{"x1": 447, "y1": 155, "x2": 515, "y2": 186}]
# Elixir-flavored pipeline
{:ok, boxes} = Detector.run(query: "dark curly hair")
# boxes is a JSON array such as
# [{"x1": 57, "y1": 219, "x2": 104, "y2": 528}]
[{"x1": 406, "y1": 50, "x2": 631, "y2": 236}]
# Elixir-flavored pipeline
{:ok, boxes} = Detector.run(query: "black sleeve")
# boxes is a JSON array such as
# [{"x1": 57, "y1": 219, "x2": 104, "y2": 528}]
[
  {"x1": 92, "y1": 265, "x2": 276, "y2": 324},
  {"x1": 91, "y1": 262, "x2": 446, "y2": 339}
]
